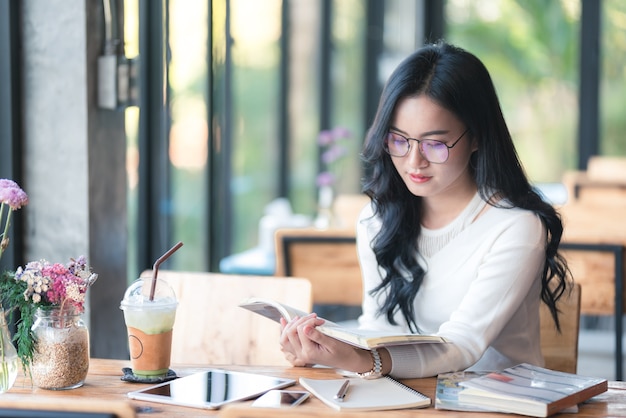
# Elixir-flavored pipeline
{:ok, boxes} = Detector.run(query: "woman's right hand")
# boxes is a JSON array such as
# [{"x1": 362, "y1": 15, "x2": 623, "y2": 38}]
[
  {"x1": 279, "y1": 314, "x2": 378, "y2": 374},
  {"x1": 279, "y1": 314, "x2": 325, "y2": 367}
]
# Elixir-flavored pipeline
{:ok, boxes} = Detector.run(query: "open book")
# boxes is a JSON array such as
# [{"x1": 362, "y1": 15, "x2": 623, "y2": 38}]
[
  {"x1": 299, "y1": 377, "x2": 430, "y2": 411},
  {"x1": 456, "y1": 363, "x2": 607, "y2": 417},
  {"x1": 238, "y1": 297, "x2": 447, "y2": 350}
]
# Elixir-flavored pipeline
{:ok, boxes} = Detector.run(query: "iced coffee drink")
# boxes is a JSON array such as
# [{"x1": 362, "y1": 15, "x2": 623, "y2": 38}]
[{"x1": 120, "y1": 278, "x2": 177, "y2": 378}]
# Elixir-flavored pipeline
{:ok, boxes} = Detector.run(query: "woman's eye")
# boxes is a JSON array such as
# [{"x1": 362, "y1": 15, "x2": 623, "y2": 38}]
[{"x1": 423, "y1": 140, "x2": 445, "y2": 149}]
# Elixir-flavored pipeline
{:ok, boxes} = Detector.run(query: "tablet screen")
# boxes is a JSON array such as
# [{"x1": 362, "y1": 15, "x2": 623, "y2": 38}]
[{"x1": 127, "y1": 369, "x2": 295, "y2": 410}]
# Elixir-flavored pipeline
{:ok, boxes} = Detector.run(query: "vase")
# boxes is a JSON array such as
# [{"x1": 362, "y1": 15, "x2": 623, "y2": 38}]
[
  {"x1": 0, "y1": 309, "x2": 18, "y2": 393},
  {"x1": 30, "y1": 306, "x2": 89, "y2": 390},
  {"x1": 314, "y1": 185, "x2": 335, "y2": 229}
]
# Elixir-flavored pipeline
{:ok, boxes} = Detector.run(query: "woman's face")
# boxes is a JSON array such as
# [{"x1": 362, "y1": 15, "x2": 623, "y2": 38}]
[{"x1": 388, "y1": 95, "x2": 477, "y2": 199}]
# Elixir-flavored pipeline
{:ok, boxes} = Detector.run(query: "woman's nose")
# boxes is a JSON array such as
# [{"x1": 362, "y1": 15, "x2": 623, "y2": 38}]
[{"x1": 407, "y1": 143, "x2": 429, "y2": 168}]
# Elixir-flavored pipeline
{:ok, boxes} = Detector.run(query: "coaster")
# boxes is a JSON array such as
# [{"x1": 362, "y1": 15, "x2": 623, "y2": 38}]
[{"x1": 121, "y1": 367, "x2": 178, "y2": 383}]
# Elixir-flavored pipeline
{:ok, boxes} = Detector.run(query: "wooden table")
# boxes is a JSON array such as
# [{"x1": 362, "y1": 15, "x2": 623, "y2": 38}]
[{"x1": 1, "y1": 359, "x2": 625, "y2": 417}]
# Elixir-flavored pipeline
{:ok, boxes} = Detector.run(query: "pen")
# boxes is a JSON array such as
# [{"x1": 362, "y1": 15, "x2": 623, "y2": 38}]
[{"x1": 334, "y1": 379, "x2": 350, "y2": 402}]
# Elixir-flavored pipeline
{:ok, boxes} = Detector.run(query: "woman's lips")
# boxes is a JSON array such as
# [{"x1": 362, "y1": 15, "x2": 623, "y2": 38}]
[{"x1": 409, "y1": 173, "x2": 431, "y2": 183}]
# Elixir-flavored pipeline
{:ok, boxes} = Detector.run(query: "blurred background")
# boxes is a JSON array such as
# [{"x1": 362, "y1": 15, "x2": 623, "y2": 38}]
[
  {"x1": 0, "y1": 0, "x2": 624, "y2": 366},
  {"x1": 126, "y1": 0, "x2": 624, "y2": 273}
]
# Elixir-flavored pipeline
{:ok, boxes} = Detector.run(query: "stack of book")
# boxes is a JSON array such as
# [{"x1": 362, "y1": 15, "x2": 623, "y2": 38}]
[{"x1": 435, "y1": 363, "x2": 608, "y2": 417}]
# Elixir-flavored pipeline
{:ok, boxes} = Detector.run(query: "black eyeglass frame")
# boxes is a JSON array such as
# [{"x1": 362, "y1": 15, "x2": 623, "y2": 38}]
[{"x1": 384, "y1": 128, "x2": 469, "y2": 164}]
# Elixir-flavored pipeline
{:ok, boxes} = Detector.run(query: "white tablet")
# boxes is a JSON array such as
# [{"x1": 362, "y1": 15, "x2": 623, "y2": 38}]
[{"x1": 127, "y1": 369, "x2": 296, "y2": 410}]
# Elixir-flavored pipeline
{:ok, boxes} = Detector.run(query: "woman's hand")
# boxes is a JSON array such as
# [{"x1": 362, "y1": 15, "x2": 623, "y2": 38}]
[{"x1": 279, "y1": 314, "x2": 374, "y2": 372}]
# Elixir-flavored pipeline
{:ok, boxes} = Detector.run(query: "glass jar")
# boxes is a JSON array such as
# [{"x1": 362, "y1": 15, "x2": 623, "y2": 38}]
[
  {"x1": 30, "y1": 306, "x2": 89, "y2": 390},
  {"x1": 0, "y1": 309, "x2": 19, "y2": 393}
]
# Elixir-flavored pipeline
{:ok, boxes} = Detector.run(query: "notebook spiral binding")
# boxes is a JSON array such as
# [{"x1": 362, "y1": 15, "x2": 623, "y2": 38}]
[{"x1": 384, "y1": 376, "x2": 429, "y2": 400}]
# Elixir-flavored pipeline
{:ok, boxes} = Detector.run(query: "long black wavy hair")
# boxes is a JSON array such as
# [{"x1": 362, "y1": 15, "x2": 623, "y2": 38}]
[{"x1": 361, "y1": 42, "x2": 570, "y2": 333}]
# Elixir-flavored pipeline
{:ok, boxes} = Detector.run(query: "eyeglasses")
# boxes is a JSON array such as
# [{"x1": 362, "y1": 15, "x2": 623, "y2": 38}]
[{"x1": 384, "y1": 129, "x2": 469, "y2": 164}]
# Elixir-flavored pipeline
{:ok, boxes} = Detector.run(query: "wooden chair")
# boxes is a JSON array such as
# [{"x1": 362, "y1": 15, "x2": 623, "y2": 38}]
[
  {"x1": 539, "y1": 282, "x2": 582, "y2": 373},
  {"x1": 138, "y1": 270, "x2": 312, "y2": 366},
  {"x1": 562, "y1": 156, "x2": 626, "y2": 204},
  {"x1": 558, "y1": 187, "x2": 626, "y2": 379},
  {"x1": 274, "y1": 228, "x2": 363, "y2": 307},
  {"x1": 331, "y1": 193, "x2": 370, "y2": 230}
]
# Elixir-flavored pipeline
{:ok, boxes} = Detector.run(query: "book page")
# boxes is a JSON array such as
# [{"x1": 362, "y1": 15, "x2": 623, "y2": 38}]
[{"x1": 317, "y1": 324, "x2": 446, "y2": 349}]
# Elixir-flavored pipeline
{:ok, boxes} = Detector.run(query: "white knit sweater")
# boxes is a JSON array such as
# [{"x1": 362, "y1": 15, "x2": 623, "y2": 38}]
[{"x1": 356, "y1": 194, "x2": 546, "y2": 378}]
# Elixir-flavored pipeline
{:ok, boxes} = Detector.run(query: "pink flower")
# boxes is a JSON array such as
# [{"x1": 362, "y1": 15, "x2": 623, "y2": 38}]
[
  {"x1": 1, "y1": 178, "x2": 29, "y2": 259},
  {"x1": 0, "y1": 179, "x2": 29, "y2": 210},
  {"x1": 13, "y1": 256, "x2": 97, "y2": 312}
]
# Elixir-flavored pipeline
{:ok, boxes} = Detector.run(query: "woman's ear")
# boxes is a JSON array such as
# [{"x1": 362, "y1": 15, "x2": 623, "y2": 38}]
[{"x1": 470, "y1": 136, "x2": 479, "y2": 152}]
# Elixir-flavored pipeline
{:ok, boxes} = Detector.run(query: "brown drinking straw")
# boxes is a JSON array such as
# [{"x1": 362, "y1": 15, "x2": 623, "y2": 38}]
[{"x1": 149, "y1": 241, "x2": 184, "y2": 301}]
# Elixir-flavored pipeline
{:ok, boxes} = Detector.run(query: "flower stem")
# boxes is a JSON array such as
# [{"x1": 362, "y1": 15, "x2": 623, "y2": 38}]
[
  {"x1": 0, "y1": 203, "x2": 11, "y2": 259},
  {"x1": 0, "y1": 310, "x2": 9, "y2": 392}
]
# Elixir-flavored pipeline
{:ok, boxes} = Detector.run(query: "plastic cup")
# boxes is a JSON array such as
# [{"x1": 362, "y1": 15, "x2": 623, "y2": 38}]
[{"x1": 120, "y1": 278, "x2": 178, "y2": 378}]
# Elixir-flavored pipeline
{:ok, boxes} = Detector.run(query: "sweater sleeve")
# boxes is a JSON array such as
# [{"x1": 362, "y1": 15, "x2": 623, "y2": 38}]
[{"x1": 356, "y1": 205, "x2": 547, "y2": 378}]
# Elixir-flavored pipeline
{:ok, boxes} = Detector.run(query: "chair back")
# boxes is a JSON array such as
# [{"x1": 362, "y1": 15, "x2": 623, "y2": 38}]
[
  {"x1": 331, "y1": 193, "x2": 370, "y2": 230},
  {"x1": 274, "y1": 228, "x2": 363, "y2": 307},
  {"x1": 139, "y1": 270, "x2": 312, "y2": 366},
  {"x1": 539, "y1": 282, "x2": 581, "y2": 373}
]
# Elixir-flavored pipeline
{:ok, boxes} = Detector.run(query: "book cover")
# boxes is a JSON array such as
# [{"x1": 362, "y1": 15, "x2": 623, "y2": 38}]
[
  {"x1": 238, "y1": 297, "x2": 448, "y2": 350},
  {"x1": 299, "y1": 377, "x2": 430, "y2": 412},
  {"x1": 238, "y1": 297, "x2": 310, "y2": 323},
  {"x1": 457, "y1": 363, "x2": 607, "y2": 417}
]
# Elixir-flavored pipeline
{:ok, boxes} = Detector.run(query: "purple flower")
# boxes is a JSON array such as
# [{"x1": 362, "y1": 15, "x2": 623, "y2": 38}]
[
  {"x1": 316, "y1": 126, "x2": 352, "y2": 187},
  {"x1": 317, "y1": 130, "x2": 335, "y2": 146},
  {"x1": 0, "y1": 179, "x2": 29, "y2": 210},
  {"x1": 316, "y1": 171, "x2": 336, "y2": 187},
  {"x1": 331, "y1": 126, "x2": 352, "y2": 139},
  {"x1": 322, "y1": 144, "x2": 348, "y2": 164}
]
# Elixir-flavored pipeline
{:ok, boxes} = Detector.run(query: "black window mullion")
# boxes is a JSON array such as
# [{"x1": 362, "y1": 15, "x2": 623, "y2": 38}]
[
  {"x1": 423, "y1": 0, "x2": 445, "y2": 44},
  {"x1": 577, "y1": 0, "x2": 601, "y2": 170},
  {"x1": 138, "y1": 0, "x2": 171, "y2": 271},
  {"x1": 317, "y1": 0, "x2": 332, "y2": 184},
  {"x1": 0, "y1": 0, "x2": 24, "y2": 274},
  {"x1": 208, "y1": 0, "x2": 233, "y2": 271},
  {"x1": 364, "y1": 0, "x2": 384, "y2": 133},
  {"x1": 278, "y1": 0, "x2": 290, "y2": 199}
]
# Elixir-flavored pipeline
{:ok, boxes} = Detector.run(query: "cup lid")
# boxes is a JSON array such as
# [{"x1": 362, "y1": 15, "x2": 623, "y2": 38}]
[{"x1": 120, "y1": 277, "x2": 177, "y2": 310}]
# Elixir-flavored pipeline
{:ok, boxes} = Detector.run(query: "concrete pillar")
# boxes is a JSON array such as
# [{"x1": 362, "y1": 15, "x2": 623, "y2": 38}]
[{"x1": 21, "y1": 0, "x2": 128, "y2": 359}]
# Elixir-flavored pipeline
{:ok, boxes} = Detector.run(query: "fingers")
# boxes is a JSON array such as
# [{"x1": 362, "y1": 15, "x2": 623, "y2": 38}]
[
  {"x1": 280, "y1": 314, "x2": 363, "y2": 371},
  {"x1": 279, "y1": 314, "x2": 320, "y2": 366}
]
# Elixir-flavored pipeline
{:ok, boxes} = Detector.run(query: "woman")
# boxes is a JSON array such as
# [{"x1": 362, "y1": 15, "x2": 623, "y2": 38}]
[{"x1": 280, "y1": 42, "x2": 570, "y2": 379}]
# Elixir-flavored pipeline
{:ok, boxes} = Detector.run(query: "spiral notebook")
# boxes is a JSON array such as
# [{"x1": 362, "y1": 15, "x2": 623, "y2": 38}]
[{"x1": 299, "y1": 376, "x2": 430, "y2": 412}]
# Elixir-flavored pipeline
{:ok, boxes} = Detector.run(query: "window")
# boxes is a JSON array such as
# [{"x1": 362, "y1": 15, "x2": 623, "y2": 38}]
[
  {"x1": 123, "y1": 0, "x2": 616, "y2": 279},
  {"x1": 447, "y1": 0, "x2": 581, "y2": 182},
  {"x1": 600, "y1": 0, "x2": 626, "y2": 155}
]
